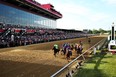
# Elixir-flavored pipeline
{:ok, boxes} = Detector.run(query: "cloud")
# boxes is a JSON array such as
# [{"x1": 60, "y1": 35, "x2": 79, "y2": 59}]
[
  {"x1": 57, "y1": 19, "x2": 86, "y2": 30},
  {"x1": 52, "y1": 1, "x2": 91, "y2": 17},
  {"x1": 35, "y1": 0, "x2": 52, "y2": 4},
  {"x1": 62, "y1": 4, "x2": 90, "y2": 16},
  {"x1": 55, "y1": 3, "x2": 90, "y2": 30},
  {"x1": 89, "y1": 13, "x2": 110, "y2": 22},
  {"x1": 103, "y1": 0, "x2": 116, "y2": 4},
  {"x1": 53, "y1": 1, "x2": 110, "y2": 30}
]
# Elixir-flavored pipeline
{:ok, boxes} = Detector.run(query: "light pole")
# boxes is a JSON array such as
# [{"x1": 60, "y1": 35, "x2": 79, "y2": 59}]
[{"x1": 111, "y1": 22, "x2": 115, "y2": 40}]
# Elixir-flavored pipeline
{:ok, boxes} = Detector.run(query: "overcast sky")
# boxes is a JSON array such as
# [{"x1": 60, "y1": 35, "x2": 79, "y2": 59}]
[{"x1": 36, "y1": 0, "x2": 116, "y2": 30}]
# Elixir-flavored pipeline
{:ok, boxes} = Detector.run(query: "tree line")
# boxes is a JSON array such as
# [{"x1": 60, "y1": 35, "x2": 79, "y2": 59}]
[{"x1": 88, "y1": 28, "x2": 110, "y2": 34}]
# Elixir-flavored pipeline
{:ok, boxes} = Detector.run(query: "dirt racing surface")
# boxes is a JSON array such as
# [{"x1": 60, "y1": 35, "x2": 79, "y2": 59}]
[{"x1": 0, "y1": 36, "x2": 106, "y2": 77}]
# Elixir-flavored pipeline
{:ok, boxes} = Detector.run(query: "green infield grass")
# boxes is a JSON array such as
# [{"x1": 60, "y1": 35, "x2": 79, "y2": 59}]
[{"x1": 74, "y1": 51, "x2": 116, "y2": 77}]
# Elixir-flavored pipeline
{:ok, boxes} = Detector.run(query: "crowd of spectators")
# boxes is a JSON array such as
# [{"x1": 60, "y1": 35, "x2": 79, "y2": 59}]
[{"x1": 0, "y1": 22, "x2": 91, "y2": 48}]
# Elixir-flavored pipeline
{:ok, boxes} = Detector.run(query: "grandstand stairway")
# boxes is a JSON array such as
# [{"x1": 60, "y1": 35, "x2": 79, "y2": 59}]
[{"x1": 1, "y1": 28, "x2": 11, "y2": 38}]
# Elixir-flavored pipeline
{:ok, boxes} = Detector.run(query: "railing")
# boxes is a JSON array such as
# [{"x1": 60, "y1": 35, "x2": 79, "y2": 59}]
[
  {"x1": 51, "y1": 38, "x2": 107, "y2": 77},
  {"x1": 1, "y1": 28, "x2": 11, "y2": 38}
]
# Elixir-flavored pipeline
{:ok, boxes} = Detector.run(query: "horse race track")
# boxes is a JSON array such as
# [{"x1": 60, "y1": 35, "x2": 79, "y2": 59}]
[{"x1": 0, "y1": 35, "x2": 106, "y2": 77}]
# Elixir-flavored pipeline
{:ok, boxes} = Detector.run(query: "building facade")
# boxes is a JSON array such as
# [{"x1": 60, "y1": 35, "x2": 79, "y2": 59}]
[{"x1": 0, "y1": 0, "x2": 62, "y2": 29}]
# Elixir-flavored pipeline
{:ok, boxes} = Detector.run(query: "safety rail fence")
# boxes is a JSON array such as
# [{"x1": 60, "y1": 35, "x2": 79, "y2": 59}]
[
  {"x1": 2, "y1": 28, "x2": 11, "y2": 38},
  {"x1": 51, "y1": 38, "x2": 107, "y2": 77}
]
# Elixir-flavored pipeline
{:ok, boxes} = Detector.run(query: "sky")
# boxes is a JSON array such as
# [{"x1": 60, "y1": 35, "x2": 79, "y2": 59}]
[{"x1": 36, "y1": 0, "x2": 116, "y2": 30}]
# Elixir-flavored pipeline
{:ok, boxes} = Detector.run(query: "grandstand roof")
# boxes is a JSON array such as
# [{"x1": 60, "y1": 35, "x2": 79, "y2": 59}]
[
  {"x1": 0, "y1": 0, "x2": 62, "y2": 20},
  {"x1": 56, "y1": 28, "x2": 84, "y2": 33}
]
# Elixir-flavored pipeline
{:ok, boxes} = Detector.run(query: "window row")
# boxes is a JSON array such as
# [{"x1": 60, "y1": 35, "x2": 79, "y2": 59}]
[{"x1": 0, "y1": 4, "x2": 56, "y2": 28}]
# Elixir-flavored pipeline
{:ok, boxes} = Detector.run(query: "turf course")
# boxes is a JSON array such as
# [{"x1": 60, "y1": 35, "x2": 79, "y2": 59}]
[{"x1": 74, "y1": 51, "x2": 116, "y2": 77}]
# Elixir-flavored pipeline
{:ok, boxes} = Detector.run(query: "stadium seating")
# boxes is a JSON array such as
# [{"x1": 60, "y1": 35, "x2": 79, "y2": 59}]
[{"x1": 0, "y1": 23, "x2": 90, "y2": 48}]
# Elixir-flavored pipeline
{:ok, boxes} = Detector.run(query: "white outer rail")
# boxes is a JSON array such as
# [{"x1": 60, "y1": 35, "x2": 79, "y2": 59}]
[{"x1": 51, "y1": 38, "x2": 106, "y2": 77}]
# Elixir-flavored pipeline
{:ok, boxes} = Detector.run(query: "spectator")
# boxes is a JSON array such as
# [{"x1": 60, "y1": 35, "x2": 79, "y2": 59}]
[{"x1": 0, "y1": 22, "x2": 92, "y2": 48}]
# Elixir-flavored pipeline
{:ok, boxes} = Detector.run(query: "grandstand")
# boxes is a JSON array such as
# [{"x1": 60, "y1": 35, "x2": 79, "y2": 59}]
[
  {"x1": 0, "y1": 0, "x2": 88, "y2": 48},
  {"x1": 0, "y1": 0, "x2": 62, "y2": 28}
]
